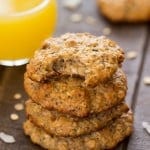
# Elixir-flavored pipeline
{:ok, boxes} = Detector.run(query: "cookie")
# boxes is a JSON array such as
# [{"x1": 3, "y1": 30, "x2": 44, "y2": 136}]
[
  {"x1": 26, "y1": 33, "x2": 124, "y2": 87},
  {"x1": 24, "y1": 69, "x2": 127, "y2": 117},
  {"x1": 24, "y1": 112, "x2": 133, "y2": 150},
  {"x1": 97, "y1": 0, "x2": 150, "y2": 22},
  {"x1": 26, "y1": 100, "x2": 128, "y2": 137}
]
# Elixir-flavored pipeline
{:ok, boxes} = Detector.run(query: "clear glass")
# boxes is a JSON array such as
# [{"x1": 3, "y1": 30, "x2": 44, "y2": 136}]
[{"x1": 0, "y1": 0, "x2": 57, "y2": 66}]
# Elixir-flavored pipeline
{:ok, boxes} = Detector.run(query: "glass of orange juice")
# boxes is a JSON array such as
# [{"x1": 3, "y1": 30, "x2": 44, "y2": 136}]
[{"x1": 0, "y1": 0, "x2": 57, "y2": 66}]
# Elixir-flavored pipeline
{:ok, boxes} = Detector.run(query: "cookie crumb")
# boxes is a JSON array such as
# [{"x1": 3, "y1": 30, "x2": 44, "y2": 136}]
[
  {"x1": 143, "y1": 77, "x2": 150, "y2": 85},
  {"x1": 0, "y1": 132, "x2": 15, "y2": 143},
  {"x1": 86, "y1": 16, "x2": 97, "y2": 25},
  {"x1": 63, "y1": 0, "x2": 82, "y2": 10},
  {"x1": 142, "y1": 121, "x2": 150, "y2": 134},
  {"x1": 14, "y1": 103, "x2": 24, "y2": 111},
  {"x1": 10, "y1": 113, "x2": 19, "y2": 121},
  {"x1": 102, "y1": 27, "x2": 111, "y2": 35},
  {"x1": 85, "y1": 140, "x2": 96, "y2": 149},
  {"x1": 70, "y1": 13, "x2": 82, "y2": 23},
  {"x1": 13, "y1": 93, "x2": 22, "y2": 100},
  {"x1": 126, "y1": 51, "x2": 137, "y2": 60}
]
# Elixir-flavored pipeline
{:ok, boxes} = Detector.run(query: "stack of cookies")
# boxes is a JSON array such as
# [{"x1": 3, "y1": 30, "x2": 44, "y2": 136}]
[{"x1": 24, "y1": 33, "x2": 133, "y2": 150}]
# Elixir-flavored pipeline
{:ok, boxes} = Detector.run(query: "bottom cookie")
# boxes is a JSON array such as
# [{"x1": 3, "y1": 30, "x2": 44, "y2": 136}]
[{"x1": 24, "y1": 112, "x2": 133, "y2": 150}]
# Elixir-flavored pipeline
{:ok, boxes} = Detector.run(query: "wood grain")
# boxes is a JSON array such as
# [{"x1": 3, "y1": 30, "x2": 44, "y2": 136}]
[
  {"x1": 127, "y1": 31, "x2": 150, "y2": 150},
  {"x1": 0, "y1": 0, "x2": 149, "y2": 149}
]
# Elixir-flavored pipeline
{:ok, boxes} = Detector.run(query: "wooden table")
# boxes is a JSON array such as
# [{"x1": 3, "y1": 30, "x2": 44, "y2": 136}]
[{"x1": 0, "y1": 0, "x2": 150, "y2": 149}]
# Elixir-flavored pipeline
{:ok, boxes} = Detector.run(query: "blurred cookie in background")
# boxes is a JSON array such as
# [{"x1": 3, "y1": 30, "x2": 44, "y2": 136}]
[{"x1": 97, "y1": 0, "x2": 150, "y2": 22}]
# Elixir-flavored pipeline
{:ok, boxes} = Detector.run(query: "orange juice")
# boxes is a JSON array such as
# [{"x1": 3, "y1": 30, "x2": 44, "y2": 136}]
[{"x1": 0, "y1": 0, "x2": 57, "y2": 66}]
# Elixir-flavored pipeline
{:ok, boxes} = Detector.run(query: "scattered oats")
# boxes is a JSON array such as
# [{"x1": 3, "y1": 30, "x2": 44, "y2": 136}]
[
  {"x1": 143, "y1": 76, "x2": 150, "y2": 85},
  {"x1": 102, "y1": 27, "x2": 111, "y2": 35},
  {"x1": 142, "y1": 122, "x2": 150, "y2": 134},
  {"x1": 70, "y1": 13, "x2": 82, "y2": 23},
  {"x1": 14, "y1": 103, "x2": 24, "y2": 111},
  {"x1": 10, "y1": 113, "x2": 19, "y2": 121},
  {"x1": 63, "y1": 0, "x2": 82, "y2": 10},
  {"x1": 0, "y1": 132, "x2": 15, "y2": 143},
  {"x1": 126, "y1": 51, "x2": 137, "y2": 60},
  {"x1": 13, "y1": 93, "x2": 22, "y2": 100},
  {"x1": 86, "y1": 16, "x2": 97, "y2": 25}
]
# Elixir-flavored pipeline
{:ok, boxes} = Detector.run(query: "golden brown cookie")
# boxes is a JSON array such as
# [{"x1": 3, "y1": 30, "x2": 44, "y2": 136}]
[
  {"x1": 26, "y1": 100, "x2": 129, "y2": 137},
  {"x1": 97, "y1": 0, "x2": 150, "y2": 22},
  {"x1": 24, "y1": 112, "x2": 133, "y2": 150},
  {"x1": 26, "y1": 33, "x2": 124, "y2": 87},
  {"x1": 24, "y1": 69, "x2": 127, "y2": 117}
]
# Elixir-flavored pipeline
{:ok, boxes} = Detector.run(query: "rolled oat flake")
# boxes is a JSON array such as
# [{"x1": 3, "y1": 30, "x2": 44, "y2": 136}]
[
  {"x1": 86, "y1": 16, "x2": 97, "y2": 25},
  {"x1": 14, "y1": 103, "x2": 24, "y2": 111},
  {"x1": 70, "y1": 13, "x2": 82, "y2": 23},
  {"x1": 126, "y1": 51, "x2": 137, "y2": 60},
  {"x1": 102, "y1": 27, "x2": 112, "y2": 36},
  {"x1": 63, "y1": 0, "x2": 82, "y2": 10},
  {"x1": 143, "y1": 77, "x2": 150, "y2": 85},
  {"x1": 10, "y1": 113, "x2": 19, "y2": 120},
  {"x1": 0, "y1": 132, "x2": 16, "y2": 143},
  {"x1": 13, "y1": 93, "x2": 22, "y2": 100},
  {"x1": 142, "y1": 122, "x2": 150, "y2": 135}
]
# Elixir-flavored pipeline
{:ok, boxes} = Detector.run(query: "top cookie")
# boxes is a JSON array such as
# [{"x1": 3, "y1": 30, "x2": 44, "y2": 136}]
[
  {"x1": 97, "y1": 0, "x2": 150, "y2": 22},
  {"x1": 27, "y1": 33, "x2": 124, "y2": 87}
]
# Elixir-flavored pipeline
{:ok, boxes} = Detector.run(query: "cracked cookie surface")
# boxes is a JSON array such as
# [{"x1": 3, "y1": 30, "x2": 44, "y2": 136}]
[
  {"x1": 24, "y1": 112, "x2": 133, "y2": 150},
  {"x1": 26, "y1": 100, "x2": 128, "y2": 137},
  {"x1": 24, "y1": 69, "x2": 127, "y2": 117},
  {"x1": 26, "y1": 33, "x2": 124, "y2": 87}
]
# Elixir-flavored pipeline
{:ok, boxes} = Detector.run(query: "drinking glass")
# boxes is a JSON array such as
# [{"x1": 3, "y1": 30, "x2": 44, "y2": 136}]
[{"x1": 0, "y1": 0, "x2": 57, "y2": 66}]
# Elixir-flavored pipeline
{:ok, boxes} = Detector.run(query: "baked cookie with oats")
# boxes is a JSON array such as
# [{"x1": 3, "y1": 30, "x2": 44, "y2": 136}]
[
  {"x1": 24, "y1": 112, "x2": 133, "y2": 150},
  {"x1": 97, "y1": 0, "x2": 150, "y2": 22},
  {"x1": 26, "y1": 100, "x2": 129, "y2": 137},
  {"x1": 24, "y1": 69, "x2": 127, "y2": 117},
  {"x1": 26, "y1": 33, "x2": 124, "y2": 87}
]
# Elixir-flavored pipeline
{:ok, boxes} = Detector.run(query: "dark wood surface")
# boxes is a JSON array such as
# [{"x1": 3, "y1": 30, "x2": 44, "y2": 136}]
[{"x1": 0, "y1": 0, "x2": 150, "y2": 149}]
